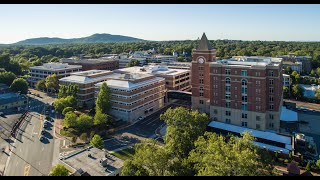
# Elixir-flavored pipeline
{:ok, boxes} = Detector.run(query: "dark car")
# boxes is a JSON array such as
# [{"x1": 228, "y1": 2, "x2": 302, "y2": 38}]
[
  {"x1": 41, "y1": 130, "x2": 46, "y2": 135},
  {"x1": 40, "y1": 136, "x2": 45, "y2": 141}
]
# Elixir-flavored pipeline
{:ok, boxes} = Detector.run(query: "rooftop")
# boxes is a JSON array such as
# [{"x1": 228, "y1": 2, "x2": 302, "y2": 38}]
[
  {"x1": 197, "y1": 33, "x2": 213, "y2": 51},
  {"x1": 115, "y1": 65, "x2": 189, "y2": 76},
  {"x1": 280, "y1": 106, "x2": 298, "y2": 122},
  {"x1": 61, "y1": 147, "x2": 124, "y2": 176},
  {"x1": 61, "y1": 58, "x2": 117, "y2": 64},
  {"x1": 95, "y1": 73, "x2": 164, "y2": 90},
  {"x1": 30, "y1": 63, "x2": 82, "y2": 71},
  {"x1": 208, "y1": 121, "x2": 292, "y2": 150},
  {"x1": 59, "y1": 70, "x2": 112, "y2": 84},
  {"x1": 212, "y1": 56, "x2": 282, "y2": 67}
]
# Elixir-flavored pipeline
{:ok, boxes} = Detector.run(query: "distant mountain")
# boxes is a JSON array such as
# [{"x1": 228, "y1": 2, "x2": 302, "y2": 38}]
[{"x1": 15, "y1": 33, "x2": 144, "y2": 45}]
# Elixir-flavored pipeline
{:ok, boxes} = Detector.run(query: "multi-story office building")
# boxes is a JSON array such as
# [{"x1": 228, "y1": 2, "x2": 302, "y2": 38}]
[
  {"x1": 278, "y1": 54, "x2": 312, "y2": 73},
  {"x1": 192, "y1": 33, "x2": 291, "y2": 153},
  {"x1": 115, "y1": 65, "x2": 191, "y2": 92},
  {"x1": 29, "y1": 63, "x2": 82, "y2": 87},
  {"x1": 95, "y1": 73, "x2": 165, "y2": 122},
  {"x1": 149, "y1": 55, "x2": 177, "y2": 63},
  {"x1": 59, "y1": 70, "x2": 113, "y2": 107},
  {"x1": 283, "y1": 74, "x2": 291, "y2": 89},
  {"x1": 282, "y1": 61, "x2": 303, "y2": 74},
  {"x1": 61, "y1": 58, "x2": 119, "y2": 71},
  {"x1": 118, "y1": 57, "x2": 147, "y2": 68},
  {"x1": 295, "y1": 56, "x2": 312, "y2": 73},
  {"x1": 159, "y1": 62, "x2": 192, "y2": 70}
]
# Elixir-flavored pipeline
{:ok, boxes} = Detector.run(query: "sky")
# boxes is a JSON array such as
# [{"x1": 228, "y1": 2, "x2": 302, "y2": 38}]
[{"x1": 0, "y1": 4, "x2": 320, "y2": 44}]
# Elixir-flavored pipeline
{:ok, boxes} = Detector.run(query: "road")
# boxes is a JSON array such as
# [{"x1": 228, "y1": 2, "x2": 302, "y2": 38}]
[
  {"x1": 3, "y1": 89, "x2": 60, "y2": 176},
  {"x1": 4, "y1": 109, "x2": 60, "y2": 176},
  {"x1": 104, "y1": 102, "x2": 190, "y2": 152}
]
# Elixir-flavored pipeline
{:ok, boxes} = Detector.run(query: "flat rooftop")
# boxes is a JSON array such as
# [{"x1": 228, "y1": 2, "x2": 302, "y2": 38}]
[
  {"x1": 96, "y1": 73, "x2": 164, "y2": 90},
  {"x1": 208, "y1": 121, "x2": 292, "y2": 150},
  {"x1": 30, "y1": 63, "x2": 82, "y2": 71},
  {"x1": 212, "y1": 56, "x2": 282, "y2": 67},
  {"x1": 59, "y1": 70, "x2": 112, "y2": 84},
  {"x1": 61, "y1": 58, "x2": 118, "y2": 64},
  {"x1": 115, "y1": 65, "x2": 189, "y2": 76},
  {"x1": 62, "y1": 147, "x2": 124, "y2": 176}
]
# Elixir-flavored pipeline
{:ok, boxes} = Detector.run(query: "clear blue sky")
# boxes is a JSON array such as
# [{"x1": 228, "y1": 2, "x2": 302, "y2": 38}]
[{"x1": 0, "y1": 4, "x2": 320, "y2": 44}]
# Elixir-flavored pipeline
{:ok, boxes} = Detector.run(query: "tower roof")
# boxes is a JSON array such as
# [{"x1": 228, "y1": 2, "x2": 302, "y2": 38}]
[{"x1": 197, "y1": 33, "x2": 213, "y2": 50}]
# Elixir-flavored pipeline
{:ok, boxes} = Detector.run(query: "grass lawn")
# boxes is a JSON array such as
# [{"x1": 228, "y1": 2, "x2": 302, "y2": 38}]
[{"x1": 111, "y1": 147, "x2": 135, "y2": 161}]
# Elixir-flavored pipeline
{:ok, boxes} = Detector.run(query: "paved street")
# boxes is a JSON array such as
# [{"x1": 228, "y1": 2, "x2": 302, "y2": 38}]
[
  {"x1": 4, "y1": 111, "x2": 60, "y2": 176},
  {"x1": 104, "y1": 103, "x2": 190, "y2": 152}
]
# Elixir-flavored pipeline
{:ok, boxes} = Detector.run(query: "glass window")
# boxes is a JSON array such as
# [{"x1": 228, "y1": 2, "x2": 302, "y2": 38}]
[
  {"x1": 256, "y1": 124, "x2": 260, "y2": 129},
  {"x1": 242, "y1": 113, "x2": 247, "y2": 119},
  {"x1": 242, "y1": 96, "x2": 248, "y2": 102},
  {"x1": 241, "y1": 79, "x2": 247, "y2": 86},
  {"x1": 225, "y1": 94, "x2": 231, "y2": 100},
  {"x1": 241, "y1": 103, "x2": 248, "y2": 111},
  {"x1": 256, "y1": 116, "x2": 261, "y2": 121},
  {"x1": 226, "y1": 86, "x2": 231, "y2": 93},
  {"x1": 226, "y1": 78, "x2": 231, "y2": 84},
  {"x1": 241, "y1": 87, "x2": 247, "y2": 94},
  {"x1": 225, "y1": 102, "x2": 231, "y2": 108},
  {"x1": 225, "y1": 111, "x2": 231, "y2": 116},
  {"x1": 199, "y1": 100, "x2": 204, "y2": 104},
  {"x1": 225, "y1": 69, "x2": 231, "y2": 75},
  {"x1": 269, "y1": 114, "x2": 274, "y2": 120},
  {"x1": 269, "y1": 79, "x2": 274, "y2": 85},
  {"x1": 268, "y1": 71, "x2": 274, "y2": 77},
  {"x1": 269, "y1": 104, "x2": 274, "y2": 110},
  {"x1": 241, "y1": 121, "x2": 248, "y2": 127},
  {"x1": 226, "y1": 119, "x2": 231, "y2": 124},
  {"x1": 200, "y1": 92, "x2": 204, "y2": 97},
  {"x1": 241, "y1": 70, "x2": 248, "y2": 76}
]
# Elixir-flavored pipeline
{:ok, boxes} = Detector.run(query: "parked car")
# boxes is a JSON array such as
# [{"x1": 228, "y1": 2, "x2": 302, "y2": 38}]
[{"x1": 137, "y1": 116, "x2": 144, "y2": 121}]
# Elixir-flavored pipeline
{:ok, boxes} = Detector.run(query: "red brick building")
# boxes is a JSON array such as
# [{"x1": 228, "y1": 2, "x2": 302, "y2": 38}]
[{"x1": 192, "y1": 33, "x2": 283, "y2": 132}]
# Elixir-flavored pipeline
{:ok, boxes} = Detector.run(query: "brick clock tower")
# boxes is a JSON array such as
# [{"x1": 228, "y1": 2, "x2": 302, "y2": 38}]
[{"x1": 191, "y1": 33, "x2": 216, "y2": 113}]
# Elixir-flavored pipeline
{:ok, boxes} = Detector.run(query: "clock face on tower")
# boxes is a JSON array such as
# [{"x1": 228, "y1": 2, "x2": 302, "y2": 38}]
[{"x1": 198, "y1": 57, "x2": 205, "y2": 64}]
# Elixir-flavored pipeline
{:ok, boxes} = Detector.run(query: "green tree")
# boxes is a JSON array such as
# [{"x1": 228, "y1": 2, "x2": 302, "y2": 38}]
[
  {"x1": 54, "y1": 96, "x2": 76, "y2": 113},
  {"x1": 35, "y1": 80, "x2": 46, "y2": 91},
  {"x1": 317, "y1": 67, "x2": 320, "y2": 77},
  {"x1": 49, "y1": 164, "x2": 69, "y2": 176},
  {"x1": 58, "y1": 85, "x2": 68, "y2": 99},
  {"x1": 316, "y1": 159, "x2": 320, "y2": 169},
  {"x1": 188, "y1": 132, "x2": 268, "y2": 176},
  {"x1": 94, "y1": 111, "x2": 109, "y2": 126},
  {"x1": 160, "y1": 107, "x2": 209, "y2": 159},
  {"x1": 96, "y1": 82, "x2": 111, "y2": 114},
  {"x1": 121, "y1": 159, "x2": 149, "y2": 176},
  {"x1": 90, "y1": 131, "x2": 95, "y2": 139},
  {"x1": 292, "y1": 84, "x2": 304, "y2": 100},
  {"x1": 90, "y1": 134, "x2": 104, "y2": 149},
  {"x1": 62, "y1": 107, "x2": 74, "y2": 116},
  {"x1": 80, "y1": 133, "x2": 88, "y2": 143},
  {"x1": 10, "y1": 78, "x2": 28, "y2": 94},
  {"x1": 310, "y1": 69, "x2": 316, "y2": 77},
  {"x1": 125, "y1": 59, "x2": 140, "y2": 67},
  {"x1": 295, "y1": 74, "x2": 301, "y2": 84},
  {"x1": 0, "y1": 71, "x2": 16, "y2": 86},
  {"x1": 45, "y1": 74, "x2": 59, "y2": 92},
  {"x1": 121, "y1": 139, "x2": 169, "y2": 176},
  {"x1": 63, "y1": 112, "x2": 77, "y2": 128},
  {"x1": 306, "y1": 161, "x2": 311, "y2": 171},
  {"x1": 76, "y1": 114, "x2": 94, "y2": 131},
  {"x1": 285, "y1": 66, "x2": 292, "y2": 75},
  {"x1": 315, "y1": 89, "x2": 320, "y2": 99}
]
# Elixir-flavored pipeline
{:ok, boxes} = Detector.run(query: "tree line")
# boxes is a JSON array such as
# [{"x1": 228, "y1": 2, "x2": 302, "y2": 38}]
[{"x1": 1, "y1": 40, "x2": 320, "y2": 76}]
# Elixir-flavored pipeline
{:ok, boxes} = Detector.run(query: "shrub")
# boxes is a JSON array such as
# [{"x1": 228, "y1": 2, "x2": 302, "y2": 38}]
[
  {"x1": 80, "y1": 133, "x2": 88, "y2": 142},
  {"x1": 306, "y1": 161, "x2": 311, "y2": 171}
]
